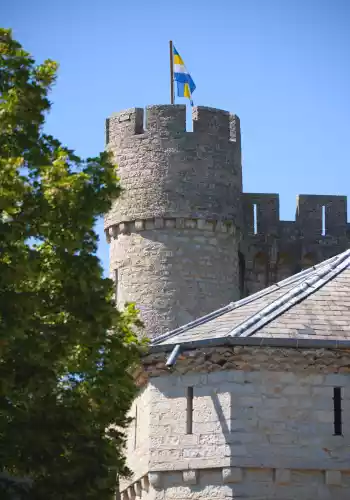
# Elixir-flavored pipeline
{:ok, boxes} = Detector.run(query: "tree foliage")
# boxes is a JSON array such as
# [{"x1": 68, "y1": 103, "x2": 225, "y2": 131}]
[{"x1": 0, "y1": 28, "x2": 145, "y2": 499}]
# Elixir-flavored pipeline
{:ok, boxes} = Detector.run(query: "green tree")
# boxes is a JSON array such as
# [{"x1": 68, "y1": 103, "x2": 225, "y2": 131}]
[{"x1": 0, "y1": 28, "x2": 145, "y2": 499}]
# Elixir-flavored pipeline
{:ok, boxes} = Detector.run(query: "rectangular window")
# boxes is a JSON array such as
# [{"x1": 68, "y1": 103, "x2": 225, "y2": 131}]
[
  {"x1": 333, "y1": 387, "x2": 342, "y2": 436},
  {"x1": 253, "y1": 204, "x2": 258, "y2": 235},
  {"x1": 186, "y1": 387, "x2": 193, "y2": 434}
]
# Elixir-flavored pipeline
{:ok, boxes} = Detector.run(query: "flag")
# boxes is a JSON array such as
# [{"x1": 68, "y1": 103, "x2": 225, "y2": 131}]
[{"x1": 173, "y1": 45, "x2": 196, "y2": 106}]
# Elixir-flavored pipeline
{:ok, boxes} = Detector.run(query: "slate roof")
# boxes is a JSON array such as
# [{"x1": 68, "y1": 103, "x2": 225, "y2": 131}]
[{"x1": 152, "y1": 249, "x2": 350, "y2": 349}]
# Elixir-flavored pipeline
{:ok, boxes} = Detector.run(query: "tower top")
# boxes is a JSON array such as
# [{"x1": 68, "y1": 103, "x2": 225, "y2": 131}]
[
  {"x1": 104, "y1": 105, "x2": 242, "y2": 233},
  {"x1": 105, "y1": 104, "x2": 241, "y2": 144}
]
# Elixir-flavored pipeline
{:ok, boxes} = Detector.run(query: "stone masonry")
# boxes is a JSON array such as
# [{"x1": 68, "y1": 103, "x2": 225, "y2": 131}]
[
  {"x1": 121, "y1": 345, "x2": 350, "y2": 500},
  {"x1": 105, "y1": 105, "x2": 242, "y2": 338},
  {"x1": 104, "y1": 104, "x2": 349, "y2": 340},
  {"x1": 104, "y1": 106, "x2": 350, "y2": 499}
]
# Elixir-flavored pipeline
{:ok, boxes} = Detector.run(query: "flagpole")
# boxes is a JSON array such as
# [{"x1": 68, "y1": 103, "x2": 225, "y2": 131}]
[{"x1": 169, "y1": 40, "x2": 174, "y2": 104}]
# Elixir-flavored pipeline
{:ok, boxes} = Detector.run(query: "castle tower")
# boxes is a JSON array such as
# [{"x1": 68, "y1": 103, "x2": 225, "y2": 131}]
[{"x1": 104, "y1": 105, "x2": 243, "y2": 338}]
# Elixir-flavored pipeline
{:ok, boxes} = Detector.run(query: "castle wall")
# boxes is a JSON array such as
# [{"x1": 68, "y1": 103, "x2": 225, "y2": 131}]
[
  {"x1": 147, "y1": 369, "x2": 350, "y2": 472},
  {"x1": 241, "y1": 193, "x2": 349, "y2": 296},
  {"x1": 105, "y1": 105, "x2": 242, "y2": 337},
  {"x1": 119, "y1": 346, "x2": 350, "y2": 499}
]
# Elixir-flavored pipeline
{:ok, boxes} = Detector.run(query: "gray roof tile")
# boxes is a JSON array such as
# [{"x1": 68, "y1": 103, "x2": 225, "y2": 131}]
[{"x1": 153, "y1": 249, "x2": 350, "y2": 348}]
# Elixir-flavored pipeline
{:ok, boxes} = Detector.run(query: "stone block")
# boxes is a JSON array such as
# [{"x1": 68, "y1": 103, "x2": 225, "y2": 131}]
[
  {"x1": 215, "y1": 221, "x2": 228, "y2": 233},
  {"x1": 325, "y1": 470, "x2": 342, "y2": 486},
  {"x1": 282, "y1": 385, "x2": 311, "y2": 396},
  {"x1": 300, "y1": 374, "x2": 324, "y2": 385},
  {"x1": 111, "y1": 225, "x2": 119, "y2": 238},
  {"x1": 275, "y1": 469, "x2": 291, "y2": 485},
  {"x1": 222, "y1": 467, "x2": 243, "y2": 483},
  {"x1": 135, "y1": 220, "x2": 145, "y2": 231},
  {"x1": 182, "y1": 470, "x2": 198, "y2": 485},
  {"x1": 127, "y1": 486, "x2": 135, "y2": 500},
  {"x1": 145, "y1": 220, "x2": 155, "y2": 230},
  {"x1": 119, "y1": 222, "x2": 128, "y2": 234},
  {"x1": 198, "y1": 433, "x2": 225, "y2": 445},
  {"x1": 148, "y1": 472, "x2": 162, "y2": 488},
  {"x1": 324, "y1": 374, "x2": 348, "y2": 387},
  {"x1": 140, "y1": 475, "x2": 149, "y2": 491},
  {"x1": 207, "y1": 371, "x2": 231, "y2": 384},
  {"x1": 291, "y1": 470, "x2": 324, "y2": 485},
  {"x1": 183, "y1": 444, "x2": 227, "y2": 459},
  {"x1": 180, "y1": 372, "x2": 208, "y2": 386},
  {"x1": 175, "y1": 218, "x2": 185, "y2": 229},
  {"x1": 226, "y1": 222, "x2": 235, "y2": 234},
  {"x1": 164, "y1": 218, "x2": 176, "y2": 228},
  {"x1": 245, "y1": 467, "x2": 274, "y2": 483},
  {"x1": 154, "y1": 217, "x2": 164, "y2": 229},
  {"x1": 190, "y1": 457, "x2": 231, "y2": 469},
  {"x1": 197, "y1": 219, "x2": 214, "y2": 231},
  {"x1": 271, "y1": 372, "x2": 297, "y2": 384},
  {"x1": 134, "y1": 482, "x2": 142, "y2": 496},
  {"x1": 197, "y1": 219, "x2": 206, "y2": 230},
  {"x1": 185, "y1": 218, "x2": 197, "y2": 229},
  {"x1": 315, "y1": 410, "x2": 333, "y2": 423},
  {"x1": 150, "y1": 460, "x2": 190, "y2": 471}
]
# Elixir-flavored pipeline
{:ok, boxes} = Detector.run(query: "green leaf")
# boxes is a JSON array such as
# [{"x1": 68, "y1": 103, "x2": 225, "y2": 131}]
[{"x1": 0, "y1": 28, "x2": 146, "y2": 500}]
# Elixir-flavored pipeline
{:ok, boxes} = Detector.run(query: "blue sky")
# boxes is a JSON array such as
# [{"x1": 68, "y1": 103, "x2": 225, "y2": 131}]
[{"x1": 3, "y1": 0, "x2": 350, "y2": 275}]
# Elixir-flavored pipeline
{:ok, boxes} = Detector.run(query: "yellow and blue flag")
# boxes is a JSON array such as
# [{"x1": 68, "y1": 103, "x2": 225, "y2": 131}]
[{"x1": 173, "y1": 45, "x2": 196, "y2": 105}]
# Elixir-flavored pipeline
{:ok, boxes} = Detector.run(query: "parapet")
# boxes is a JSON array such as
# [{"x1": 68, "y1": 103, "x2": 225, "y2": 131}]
[
  {"x1": 104, "y1": 105, "x2": 243, "y2": 230},
  {"x1": 243, "y1": 193, "x2": 280, "y2": 236},
  {"x1": 105, "y1": 105, "x2": 241, "y2": 144},
  {"x1": 106, "y1": 108, "x2": 143, "y2": 143},
  {"x1": 243, "y1": 193, "x2": 348, "y2": 240},
  {"x1": 296, "y1": 194, "x2": 347, "y2": 238}
]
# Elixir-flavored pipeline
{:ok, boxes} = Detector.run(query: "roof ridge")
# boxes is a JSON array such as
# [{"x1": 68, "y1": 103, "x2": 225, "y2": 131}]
[
  {"x1": 229, "y1": 249, "x2": 350, "y2": 338},
  {"x1": 151, "y1": 249, "x2": 350, "y2": 346}
]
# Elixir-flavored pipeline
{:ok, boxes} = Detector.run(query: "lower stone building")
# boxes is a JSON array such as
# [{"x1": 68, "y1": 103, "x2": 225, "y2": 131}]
[{"x1": 121, "y1": 249, "x2": 350, "y2": 500}]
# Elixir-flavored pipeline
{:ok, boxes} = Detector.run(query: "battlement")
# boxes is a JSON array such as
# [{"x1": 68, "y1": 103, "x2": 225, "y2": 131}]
[
  {"x1": 105, "y1": 105, "x2": 243, "y2": 230},
  {"x1": 241, "y1": 193, "x2": 349, "y2": 296},
  {"x1": 243, "y1": 193, "x2": 348, "y2": 239},
  {"x1": 105, "y1": 105, "x2": 241, "y2": 144}
]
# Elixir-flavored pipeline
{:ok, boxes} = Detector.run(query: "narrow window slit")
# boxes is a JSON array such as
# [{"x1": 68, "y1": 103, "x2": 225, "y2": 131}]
[
  {"x1": 322, "y1": 205, "x2": 326, "y2": 236},
  {"x1": 333, "y1": 387, "x2": 342, "y2": 436},
  {"x1": 238, "y1": 251, "x2": 246, "y2": 298},
  {"x1": 186, "y1": 387, "x2": 193, "y2": 434},
  {"x1": 134, "y1": 405, "x2": 138, "y2": 449},
  {"x1": 253, "y1": 204, "x2": 258, "y2": 235},
  {"x1": 114, "y1": 269, "x2": 119, "y2": 303}
]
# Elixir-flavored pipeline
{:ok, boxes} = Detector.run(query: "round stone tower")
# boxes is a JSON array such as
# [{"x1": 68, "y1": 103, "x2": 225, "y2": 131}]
[{"x1": 104, "y1": 105, "x2": 243, "y2": 339}]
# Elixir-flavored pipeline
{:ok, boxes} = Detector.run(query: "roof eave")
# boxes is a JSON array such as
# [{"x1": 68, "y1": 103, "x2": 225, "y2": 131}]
[{"x1": 148, "y1": 335, "x2": 350, "y2": 354}]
